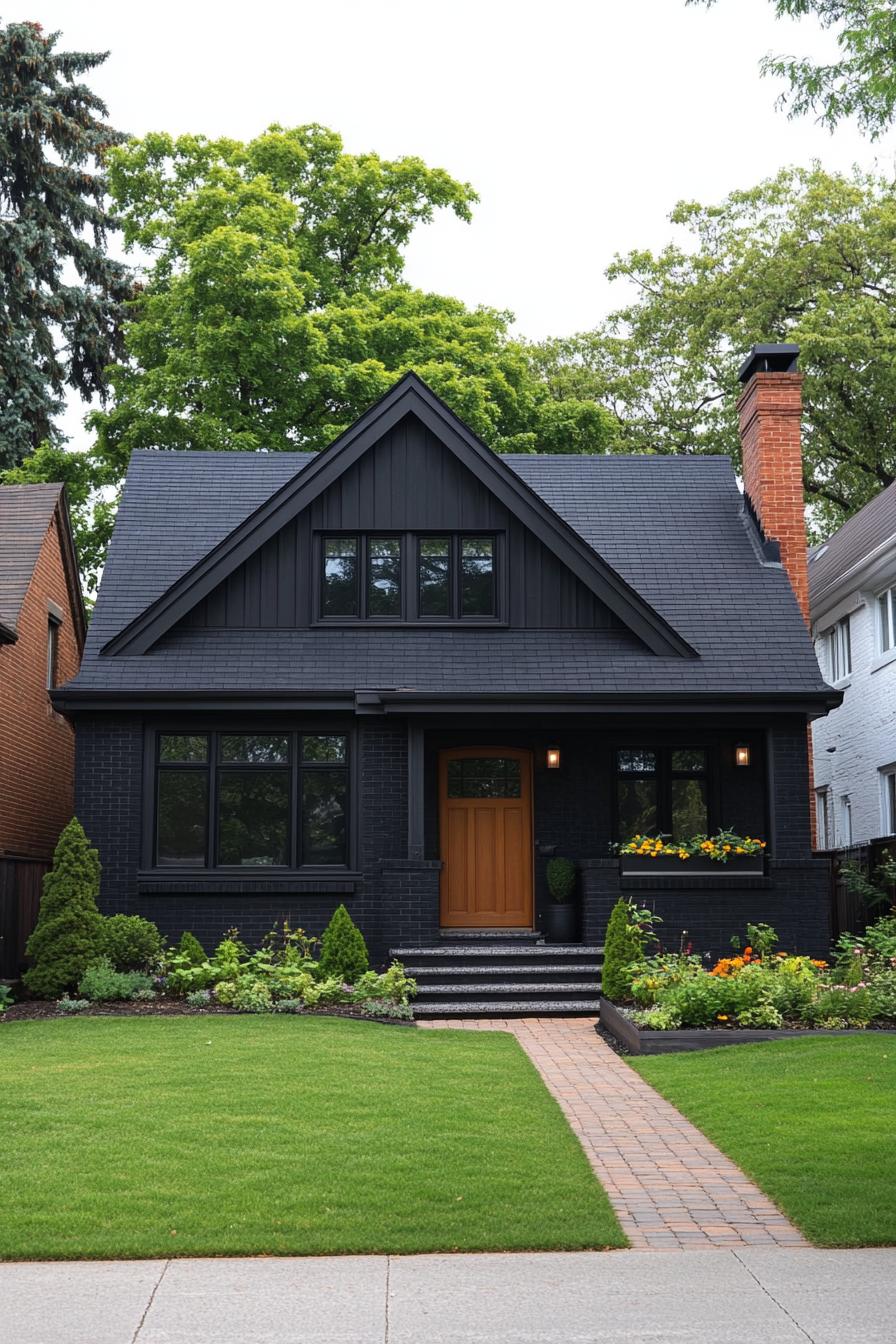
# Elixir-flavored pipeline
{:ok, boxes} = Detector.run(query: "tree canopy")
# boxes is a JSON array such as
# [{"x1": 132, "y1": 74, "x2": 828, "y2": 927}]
[
  {"x1": 8, "y1": 124, "x2": 611, "y2": 589},
  {"x1": 0, "y1": 20, "x2": 131, "y2": 468},
  {"x1": 690, "y1": 1, "x2": 896, "y2": 138},
  {"x1": 533, "y1": 165, "x2": 896, "y2": 535}
]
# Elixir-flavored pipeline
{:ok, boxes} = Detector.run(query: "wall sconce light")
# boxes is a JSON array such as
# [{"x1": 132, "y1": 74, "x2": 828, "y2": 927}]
[
  {"x1": 546, "y1": 747, "x2": 561, "y2": 770},
  {"x1": 735, "y1": 744, "x2": 751, "y2": 768}
]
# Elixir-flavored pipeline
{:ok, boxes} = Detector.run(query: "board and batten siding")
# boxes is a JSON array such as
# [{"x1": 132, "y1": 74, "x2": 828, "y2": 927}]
[{"x1": 184, "y1": 417, "x2": 619, "y2": 632}]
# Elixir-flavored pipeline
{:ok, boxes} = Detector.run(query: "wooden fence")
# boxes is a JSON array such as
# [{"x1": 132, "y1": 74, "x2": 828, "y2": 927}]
[
  {"x1": 816, "y1": 835, "x2": 896, "y2": 941},
  {"x1": 0, "y1": 857, "x2": 48, "y2": 979}
]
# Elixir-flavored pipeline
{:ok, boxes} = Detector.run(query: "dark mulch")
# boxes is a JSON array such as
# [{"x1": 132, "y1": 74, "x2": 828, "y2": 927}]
[{"x1": 2, "y1": 998, "x2": 414, "y2": 1026}]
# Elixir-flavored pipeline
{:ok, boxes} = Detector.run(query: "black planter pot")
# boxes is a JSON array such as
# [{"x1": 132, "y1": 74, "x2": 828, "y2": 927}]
[{"x1": 543, "y1": 902, "x2": 578, "y2": 943}]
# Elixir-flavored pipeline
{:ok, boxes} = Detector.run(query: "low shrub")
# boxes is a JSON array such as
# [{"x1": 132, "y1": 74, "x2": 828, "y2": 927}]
[
  {"x1": 806, "y1": 986, "x2": 874, "y2": 1028},
  {"x1": 632, "y1": 1004, "x2": 683, "y2": 1030},
  {"x1": 130, "y1": 988, "x2": 158, "y2": 1003},
  {"x1": 0, "y1": 984, "x2": 13, "y2": 1013},
  {"x1": 56, "y1": 997, "x2": 91, "y2": 1014},
  {"x1": 176, "y1": 931, "x2": 207, "y2": 966},
  {"x1": 318, "y1": 905, "x2": 369, "y2": 984},
  {"x1": 629, "y1": 954, "x2": 704, "y2": 1007},
  {"x1": 185, "y1": 989, "x2": 212, "y2": 1008},
  {"x1": 214, "y1": 977, "x2": 272, "y2": 1013},
  {"x1": 102, "y1": 914, "x2": 162, "y2": 972},
  {"x1": 272, "y1": 998, "x2": 306, "y2": 1014},
  {"x1": 78, "y1": 958, "x2": 154, "y2": 1003},
  {"x1": 354, "y1": 962, "x2": 417, "y2": 1005},
  {"x1": 736, "y1": 1003, "x2": 783, "y2": 1029},
  {"x1": 358, "y1": 998, "x2": 414, "y2": 1020}
]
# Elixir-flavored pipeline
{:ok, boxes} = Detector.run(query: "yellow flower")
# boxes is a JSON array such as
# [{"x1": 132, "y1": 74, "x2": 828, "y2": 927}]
[{"x1": 717, "y1": 1014, "x2": 729, "y2": 1021}]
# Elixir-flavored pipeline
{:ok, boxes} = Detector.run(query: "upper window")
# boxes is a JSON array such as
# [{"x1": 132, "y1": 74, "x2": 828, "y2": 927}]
[
  {"x1": 615, "y1": 746, "x2": 709, "y2": 841},
  {"x1": 46, "y1": 616, "x2": 60, "y2": 690},
  {"x1": 319, "y1": 534, "x2": 498, "y2": 622},
  {"x1": 155, "y1": 731, "x2": 349, "y2": 869},
  {"x1": 877, "y1": 586, "x2": 896, "y2": 654},
  {"x1": 882, "y1": 768, "x2": 896, "y2": 837},
  {"x1": 828, "y1": 617, "x2": 852, "y2": 681}
]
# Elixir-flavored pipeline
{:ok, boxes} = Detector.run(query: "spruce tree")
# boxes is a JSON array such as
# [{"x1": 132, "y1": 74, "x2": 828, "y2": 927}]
[
  {"x1": 318, "y1": 905, "x2": 369, "y2": 984},
  {"x1": 0, "y1": 20, "x2": 132, "y2": 467},
  {"x1": 601, "y1": 899, "x2": 645, "y2": 1003},
  {"x1": 24, "y1": 818, "x2": 105, "y2": 997}
]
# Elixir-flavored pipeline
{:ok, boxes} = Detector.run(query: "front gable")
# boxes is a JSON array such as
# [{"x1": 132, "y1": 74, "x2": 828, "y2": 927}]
[{"x1": 102, "y1": 375, "x2": 695, "y2": 658}]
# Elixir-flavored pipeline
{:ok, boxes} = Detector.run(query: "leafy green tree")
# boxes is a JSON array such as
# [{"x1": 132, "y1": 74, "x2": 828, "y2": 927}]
[
  {"x1": 689, "y1": 2, "x2": 896, "y2": 138},
  {"x1": 16, "y1": 124, "x2": 611, "y2": 584},
  {"x1": 318, "y1": 904, "x2": 369, "y2": 985},
  {"x1": 0, "y1": 20, "x2": 131, "y2": 468},
  {"x1": 535, "y1": 165, "x2": 896, "y2": 534},
  {"x1": 24, "y1": 818, "x2": 105, "y2": 998}
]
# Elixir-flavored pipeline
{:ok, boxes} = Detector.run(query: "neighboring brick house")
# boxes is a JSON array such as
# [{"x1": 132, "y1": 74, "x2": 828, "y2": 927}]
[
  {"x1": 810, "y1": 480, "x2": 896, "y2": 848},
  {"x1": 54, "y1": 346, "x2": 841, "y2": 1013},
  {"x1": 0, "y1": 484, "x2": 86, "y2": 975}
]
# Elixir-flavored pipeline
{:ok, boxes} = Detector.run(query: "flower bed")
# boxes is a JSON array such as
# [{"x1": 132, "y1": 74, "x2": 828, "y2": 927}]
[
  {"x1": 5, "y1": 903, "x2": 417, "y2": 1024},
  {"x1": 1, "y1": 997, "x2": 416, "y2": 1026},
  {"x1": 599, "y1": 912, "x2": 896, "y2": 1051}
]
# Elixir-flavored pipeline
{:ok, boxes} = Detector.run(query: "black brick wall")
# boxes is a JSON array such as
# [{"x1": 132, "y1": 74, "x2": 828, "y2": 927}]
[{"x1": 72, "y1": 711, "x2": 829, "y2": 965}]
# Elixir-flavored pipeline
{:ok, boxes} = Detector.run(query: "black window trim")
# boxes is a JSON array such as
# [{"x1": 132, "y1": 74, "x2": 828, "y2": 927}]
[
  {"x1": 46, "y1": 613, "x2": 61, "y2": 691},
  {"x1": 612, "y1": 741, "x2": 715, "y2": 841},
  {"x1": 150, "y1": 727, "x2": 353, "y2": 873},
  {"x1": 315, "y1": 530, "x2": 504, "y2": 625}
]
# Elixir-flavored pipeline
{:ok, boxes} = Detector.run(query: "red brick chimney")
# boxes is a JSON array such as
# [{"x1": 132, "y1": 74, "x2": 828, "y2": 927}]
[{"x1": 736, "y1": 344, "x2": 809, "y2": 625}]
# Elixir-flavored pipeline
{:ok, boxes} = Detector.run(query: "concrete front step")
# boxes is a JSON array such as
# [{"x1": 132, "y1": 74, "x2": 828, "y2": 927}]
[
  {"x1": 416, "y1": 981, "x2": 600, "y2": 997},
  {"x1": 407, "y1": 962, "x2": 601, "y2": 978},
  {"x1": 414, "y1": 998, "x2": 602, "y2": 1017},
  {"x1": 391, "y1": 944, "x2": 603, "y2": 959}
]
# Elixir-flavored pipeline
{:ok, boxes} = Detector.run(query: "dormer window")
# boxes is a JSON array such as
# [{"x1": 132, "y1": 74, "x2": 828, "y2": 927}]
[{"x1": 319, "y1": 533, "x2": 499, "y2": 622}]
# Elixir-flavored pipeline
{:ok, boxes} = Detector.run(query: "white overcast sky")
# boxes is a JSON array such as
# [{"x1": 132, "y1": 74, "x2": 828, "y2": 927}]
[{"x1": 20, "y1": 0, "x2": 896, "y2": 445}]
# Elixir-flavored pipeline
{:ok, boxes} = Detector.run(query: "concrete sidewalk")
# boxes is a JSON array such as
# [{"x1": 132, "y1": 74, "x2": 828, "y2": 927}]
[{"x1": 3, "y1": 1249, "x2": 894, "y2": 1344}]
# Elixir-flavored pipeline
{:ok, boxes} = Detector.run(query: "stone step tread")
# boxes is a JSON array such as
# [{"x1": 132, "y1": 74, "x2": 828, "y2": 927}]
[
  {"x1": 414, "y1": 999, "x2": 602, "y2": 1016},
  {"x1": 416, "y1": 981, "x2": 600, "y2": 995},
  {"x1": 407, "y1": 963, "x2": 601, "y2": 977},
  {"x1": 391, "y1": 944, "x2": 603, "y2": 958}
]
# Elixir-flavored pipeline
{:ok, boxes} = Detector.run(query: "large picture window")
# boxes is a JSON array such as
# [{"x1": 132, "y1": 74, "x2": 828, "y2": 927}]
[
  {"x1": 319, "y1": 533, "x2": 498, "y2": 621},
  {"x1": 615, "y1": 746, "x2": 709, "y2": 840},
  {"x1": 155, "y1": 731, "x2": 349, "y2": 869}
]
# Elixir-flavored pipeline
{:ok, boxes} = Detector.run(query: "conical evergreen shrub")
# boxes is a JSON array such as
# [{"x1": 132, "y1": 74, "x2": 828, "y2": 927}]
[
  {"x1": 23, "y1": 819, "x2": 105, "y2": 998},
  {"x1": 176, "y1": 931, "x2": 207, "y2": 965},
  {"x1": 601, "y1": 898, "x2": 645, "y2": 1003},
  {"x1": 318, "y1": 904, "x2": 369, "y2": 984}
]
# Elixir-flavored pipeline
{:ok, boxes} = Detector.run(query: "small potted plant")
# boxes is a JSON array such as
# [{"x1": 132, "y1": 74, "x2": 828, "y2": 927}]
[{"x1": 543, "y1": 857, "x2": 578, "y2": 943}]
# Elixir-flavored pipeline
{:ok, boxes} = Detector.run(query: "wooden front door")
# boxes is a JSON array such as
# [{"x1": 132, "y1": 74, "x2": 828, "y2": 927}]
[{"x1": 439, "y1": 747, "x2": 534, "y2": 928}]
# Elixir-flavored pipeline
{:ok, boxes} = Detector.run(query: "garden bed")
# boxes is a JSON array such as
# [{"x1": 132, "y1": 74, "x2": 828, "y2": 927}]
[
  {"x1": 2, "y1": 997, "x2": 415, "y2": 1026},
  {"x1": 598, "y1": 997, "x2": 896, "y2": 1054}
]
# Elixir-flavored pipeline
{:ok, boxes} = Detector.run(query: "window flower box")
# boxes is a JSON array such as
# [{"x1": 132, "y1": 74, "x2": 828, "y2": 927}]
[
  {"x1": 616, "y1": 829, "x2": 766, "y2": 877},
  {"x1": 619, "y1": 853, "x2": 766, "y2": 877}
]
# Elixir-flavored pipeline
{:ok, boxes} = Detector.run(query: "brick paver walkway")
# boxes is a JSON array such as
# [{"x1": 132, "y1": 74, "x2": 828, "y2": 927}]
[{"x1": 418, "y1": 1016, "x2": 807, "y2": 1251}]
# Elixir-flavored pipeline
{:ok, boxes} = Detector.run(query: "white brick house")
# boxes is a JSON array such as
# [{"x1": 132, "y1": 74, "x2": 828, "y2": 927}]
[{"x1": 810, "y1": 481, "x2": 896, "y2": 848}]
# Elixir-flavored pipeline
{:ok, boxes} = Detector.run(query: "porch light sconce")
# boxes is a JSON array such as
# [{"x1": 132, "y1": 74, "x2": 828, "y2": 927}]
[
  {"x1": 735, "y1": 744, "x2": 751, "y2": 768},
  {"x1": 546, "y1": 747, "x2": 561, "y2": 770}
]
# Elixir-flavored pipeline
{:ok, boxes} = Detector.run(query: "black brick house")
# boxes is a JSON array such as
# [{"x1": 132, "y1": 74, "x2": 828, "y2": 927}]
[{"x1": 54, "y1": 352, "x2": 841, "y2": 1004}]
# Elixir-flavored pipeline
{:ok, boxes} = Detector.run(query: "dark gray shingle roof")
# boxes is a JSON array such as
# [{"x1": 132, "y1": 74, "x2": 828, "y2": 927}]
[
  {"x1": 67, "y1": 447, "x2": 831, "y2": 703},
  {"x1": 0, "y1": 483, "x2": 62, "y2": 637},
  {"x1": 809, "y1": 480, "x2": 896, "y2": 616}
]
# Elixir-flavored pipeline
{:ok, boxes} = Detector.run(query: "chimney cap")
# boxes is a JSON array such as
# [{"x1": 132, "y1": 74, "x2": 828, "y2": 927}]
[{"x1": 737, "y1": 343, "x2": 800, "y2": 383}]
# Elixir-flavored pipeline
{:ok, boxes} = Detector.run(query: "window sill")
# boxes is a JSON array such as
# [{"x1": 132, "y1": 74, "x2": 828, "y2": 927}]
[
  {"x1": 830, "y1": 675, "x2": 851, "y2": 690},
  {"x1": 137, "y1": 869, "x2": 363, "y2": 895},
  {"x1": 871, "y1": 647, "x2": 896, "y2": 675}
]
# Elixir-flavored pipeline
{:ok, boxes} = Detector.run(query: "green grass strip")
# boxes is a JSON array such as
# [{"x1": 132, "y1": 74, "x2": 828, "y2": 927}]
[
  {"x1": 1, "y1": 1016, "x2": 624, "y2": 1259},
  {"x1": 633, "y1": 1036, "x2": 896, "y2": 1247}
]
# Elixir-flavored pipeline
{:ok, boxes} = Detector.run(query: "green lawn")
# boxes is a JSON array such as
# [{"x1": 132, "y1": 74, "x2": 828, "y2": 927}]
[
  {"x1": 632, "y1": 1036, "x2": 896, "y2": 1247},
  {"x1": 0, "y1": 1016, "x2": 624, "y2": 1259}
]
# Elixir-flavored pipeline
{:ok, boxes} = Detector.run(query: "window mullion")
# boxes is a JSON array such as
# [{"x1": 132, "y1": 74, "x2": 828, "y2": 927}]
[
  {"x1": 208, "y1": 733, "x2": 218, "y2": 868},
  {"x1": 294, "y1": 735, "x2": 302, "y2": 867}
]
